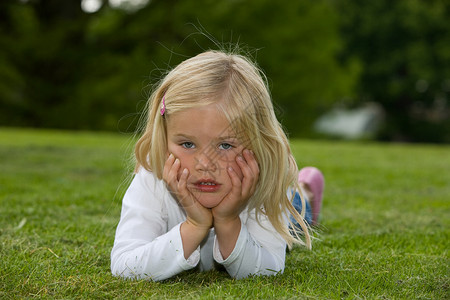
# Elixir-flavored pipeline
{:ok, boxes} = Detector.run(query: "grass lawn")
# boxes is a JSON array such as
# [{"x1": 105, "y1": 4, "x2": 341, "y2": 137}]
[{"x1": 0, "y1": 128, "x2": 448, "y2": 299}]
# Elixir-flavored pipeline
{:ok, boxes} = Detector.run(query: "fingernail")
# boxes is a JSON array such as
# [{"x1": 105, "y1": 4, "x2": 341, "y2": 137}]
[
  {"x1": 175, "y1": 158, "x2": 180, "y2": 164},
  {"x1": 237, "y1": 155, "x2": 244, "y2": 161},
  {"x1": 169, "y1": 153, "x2": 174, "y2": 159},
  {"x1": 183, "y1": 168, "x2": 188, "y2": 174},
  {"x1": 228, "y1": 166, "x2": 234, "y2": 172}
]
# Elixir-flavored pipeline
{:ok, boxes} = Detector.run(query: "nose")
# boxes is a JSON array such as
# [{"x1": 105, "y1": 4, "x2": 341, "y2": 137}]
[{"x1": 194, "y1": 150, "x2": 217, "y2": 172}]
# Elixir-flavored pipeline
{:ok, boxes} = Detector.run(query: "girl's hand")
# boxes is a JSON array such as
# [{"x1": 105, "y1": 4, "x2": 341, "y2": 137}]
[
  {"x1": 163, "y1": 154, "x2": 213, "y2": 230},
  {"x1": 212, "y1": 149, "x2": 260, "y2": 224},
  {"x1": 211, "y1": 149, "x2": 259, "y2": 258}
]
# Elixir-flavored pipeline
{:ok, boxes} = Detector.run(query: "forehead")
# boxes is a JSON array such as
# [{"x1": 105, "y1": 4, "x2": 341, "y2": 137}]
[{"x1": 166, "y1": 104, "x2": 235, "y2": 139}]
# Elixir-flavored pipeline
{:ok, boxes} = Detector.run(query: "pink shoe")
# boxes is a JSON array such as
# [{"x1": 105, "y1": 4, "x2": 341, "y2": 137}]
[{"x1": 298, "y1": 167, "x2": 325, "y2": 226}]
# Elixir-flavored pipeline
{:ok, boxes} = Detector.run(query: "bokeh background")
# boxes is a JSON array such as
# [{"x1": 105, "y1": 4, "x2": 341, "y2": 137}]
[{"x1": 1, "y1": 0, "x2": 449, "y2": 143}]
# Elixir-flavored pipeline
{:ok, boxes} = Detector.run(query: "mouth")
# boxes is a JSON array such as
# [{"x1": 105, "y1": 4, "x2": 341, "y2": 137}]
[{"x1": 192, "y1": 179, "x2": 221, "y2": 192}]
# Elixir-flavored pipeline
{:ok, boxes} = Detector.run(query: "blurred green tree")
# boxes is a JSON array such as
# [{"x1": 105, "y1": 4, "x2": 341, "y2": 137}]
[
  {"x1": 76, "y1": 0, "x2": 359, "y2": 135},
  {"x1": 0, "y1": 0, "x2": 357, "y2": 136},
  {"x1": 4, "y1": 0, "x2": 448, "y2": 143},
  {"x1": 335, "y1": 0, "x2": 450, "y2": 142},
  {"x1": 181, "y1": 0, "x2": 361, "y2": 137},
  {"x1": 0, "y1": 0, "x2": 88, "y2": 128}
]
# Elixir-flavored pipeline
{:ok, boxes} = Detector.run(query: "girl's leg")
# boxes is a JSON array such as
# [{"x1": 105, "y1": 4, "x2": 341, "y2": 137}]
[
  {"x1": 298, "y1": 167, "x2": 324, "y2": 226},
  {"x1": 291, "y1": 190, "x2": 312, "y2": 226}
]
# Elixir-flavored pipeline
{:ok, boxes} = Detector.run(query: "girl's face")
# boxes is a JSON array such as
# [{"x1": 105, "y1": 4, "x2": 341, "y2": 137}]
[{"x1": 166, "y1": 103, "x2": 245, "y2": 208}]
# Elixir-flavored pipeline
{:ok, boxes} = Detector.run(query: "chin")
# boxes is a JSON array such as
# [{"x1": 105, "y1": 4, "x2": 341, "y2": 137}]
[{"x1": 196, "y1": 196, "x2": 223, "y2": 208}]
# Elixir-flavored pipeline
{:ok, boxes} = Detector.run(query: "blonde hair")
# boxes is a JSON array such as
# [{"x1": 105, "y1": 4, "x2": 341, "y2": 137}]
[{"x1": 135, "y1": 50, "x2": 311, "y2": 249}]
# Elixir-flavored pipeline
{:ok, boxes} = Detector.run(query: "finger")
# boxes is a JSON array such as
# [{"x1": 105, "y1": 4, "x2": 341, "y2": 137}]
[
  {"x1": 227, "y1": 166, "x2": 243, "y2": 198},
  {"x1": 163, "y1": 153, "x2": 176, "y2": 180},
  {"x1": 170, "y1": 158, "x2": 181, "y2": 180},
  {"x1": 166, "y1": 158, "x2": 181, "y2": 190},
  {"x1": 243, "y1": 149, "x2": 260, "y2": 177},
  {"x1": 177, "y1": 168, "x2": 189, "y2": 194},
  {"x1": 173, "y1": 168, "x2": 192, "y2": 206},
  {"x1": 244, "y1": 150, "x2": 259, "y2": 195},
  {"x1": 177, "y1": 168, "x2": 198, "y2": 210},
  {"x1": 236, "y1": 153, "x2": 256, "y2": 196}
]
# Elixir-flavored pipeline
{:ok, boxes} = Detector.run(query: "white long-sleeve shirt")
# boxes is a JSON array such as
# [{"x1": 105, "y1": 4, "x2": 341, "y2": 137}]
[{"x1": 110, "y1": 168, "x2": 287, "y2": 281}]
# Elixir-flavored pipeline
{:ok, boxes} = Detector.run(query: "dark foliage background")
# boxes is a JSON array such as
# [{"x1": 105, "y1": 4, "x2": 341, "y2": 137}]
[{"x1": 0, "y1": 0, "x2": 448, "y2": 142}]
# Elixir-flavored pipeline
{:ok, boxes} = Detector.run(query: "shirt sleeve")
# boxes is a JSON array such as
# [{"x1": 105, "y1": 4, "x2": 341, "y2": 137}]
[
  {"x1": 110, "y1": 169, "x2": 199, "y2": 281},
  {"x1": 212, "y1": 210, "x2": 287, "y2": 279}
]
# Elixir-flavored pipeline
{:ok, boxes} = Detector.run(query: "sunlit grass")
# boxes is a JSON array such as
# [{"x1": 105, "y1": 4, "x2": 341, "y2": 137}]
[{"x1": 0, "y1": 128, "x2": 448, "y2": 299}]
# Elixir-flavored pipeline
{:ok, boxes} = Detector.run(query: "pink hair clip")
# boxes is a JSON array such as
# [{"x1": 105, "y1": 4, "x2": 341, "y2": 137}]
[{"x1": 160, "y1": 94, "x2": 166, "y2": 116}]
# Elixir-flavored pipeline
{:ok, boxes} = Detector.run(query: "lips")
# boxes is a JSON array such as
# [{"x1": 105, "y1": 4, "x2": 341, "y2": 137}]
[{"x1": 192, "y1": 179, "x2": 221, "y2": 193}]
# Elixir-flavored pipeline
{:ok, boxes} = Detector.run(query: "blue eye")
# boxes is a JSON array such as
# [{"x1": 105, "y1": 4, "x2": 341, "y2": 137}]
[
  {"x1": 181, "y1": 142, "x2": 195, "y2": 149},
  {"x1": 219, "y1": 143, "x2": 232, "y2": 150}
]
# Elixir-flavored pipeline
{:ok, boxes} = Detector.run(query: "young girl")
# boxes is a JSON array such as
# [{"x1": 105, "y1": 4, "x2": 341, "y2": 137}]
[{"x1": 110, "y1": 50, "x2": 324, "y2": 281}]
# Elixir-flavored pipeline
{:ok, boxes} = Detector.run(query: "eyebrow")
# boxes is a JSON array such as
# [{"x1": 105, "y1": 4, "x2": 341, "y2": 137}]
[
  {"x1": 172, "y1": 133, "x2": 194, "y2": 139},
  {"x1": 172, "y1": 133, "x2": 237, "y2": 141}
]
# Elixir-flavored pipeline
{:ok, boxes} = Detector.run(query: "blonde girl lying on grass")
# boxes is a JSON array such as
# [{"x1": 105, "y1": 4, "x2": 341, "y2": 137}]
[{"x1": 111, "y1": 50, "x2": 324, "y2": 281}]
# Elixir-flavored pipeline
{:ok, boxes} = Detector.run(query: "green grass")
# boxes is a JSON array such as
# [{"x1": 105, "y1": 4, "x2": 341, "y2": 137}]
[{"x1": 0, "y1": 128, "x2": 448, "y2": 299}]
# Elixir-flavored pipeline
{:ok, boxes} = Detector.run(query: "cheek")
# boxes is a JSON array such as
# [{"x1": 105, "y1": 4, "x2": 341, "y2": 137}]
[
  {"x1": 220, "y1": 153, "x2": 243, "y2": 180},
  {"x1": 231, "y1": 161, "x2": 244, "y2": 180},
  {"x1": 167, "y1": 144, "x2": 177, "y2": 157},
  {"x1": 174, "y1": 155, "x2": 195, "y2": 179},
  {"x1": 167, "y1": 145, "x2": 188, "y2": 177}
]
